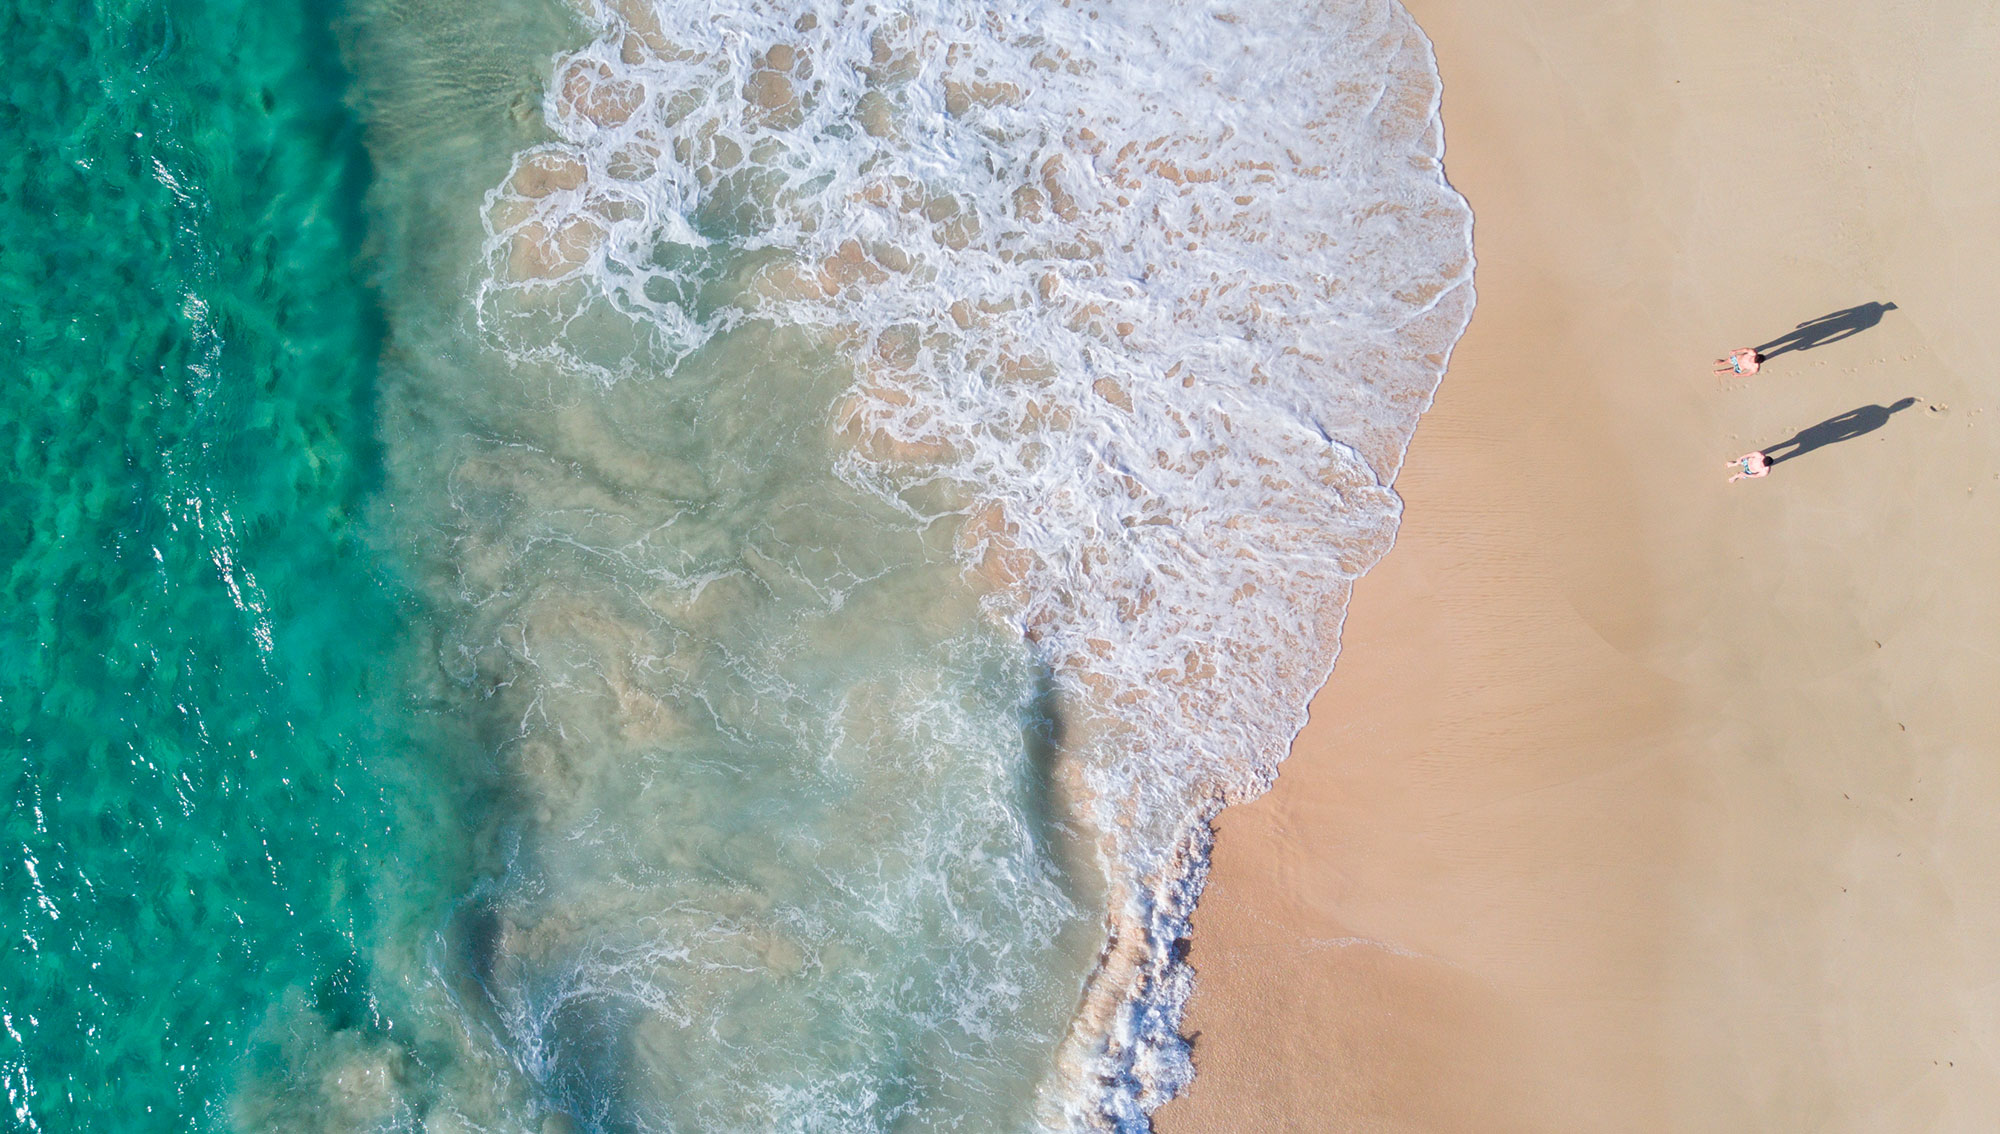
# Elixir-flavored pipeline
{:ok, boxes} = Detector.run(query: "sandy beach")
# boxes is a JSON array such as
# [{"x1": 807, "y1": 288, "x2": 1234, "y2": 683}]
[{"x1": 1156, "y1": 1, "x2": 2000, "y2": 1130}]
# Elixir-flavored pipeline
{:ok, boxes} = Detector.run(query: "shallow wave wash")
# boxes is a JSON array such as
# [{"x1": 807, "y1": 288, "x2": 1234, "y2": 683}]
[{"x1": 465, "y1": 0, "x2": 1473, "y2": 1124}]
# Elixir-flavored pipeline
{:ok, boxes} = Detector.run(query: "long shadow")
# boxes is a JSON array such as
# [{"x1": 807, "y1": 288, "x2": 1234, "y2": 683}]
[
  {"x1": 1760, "y1": 397, "x2": 1917, "y2": 466},
  {"x1": 1755, "y1": 301, "x2": 1898, "y2": 360}
]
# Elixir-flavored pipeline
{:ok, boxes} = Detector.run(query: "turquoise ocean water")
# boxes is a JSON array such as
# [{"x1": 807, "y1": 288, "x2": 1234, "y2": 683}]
[
  {"x1": 2, "y1": 0, "x2": 1471, "y2": 1129},
  {"x1": 1, "y1": 0, "x2": 437, "y2": 1127}
]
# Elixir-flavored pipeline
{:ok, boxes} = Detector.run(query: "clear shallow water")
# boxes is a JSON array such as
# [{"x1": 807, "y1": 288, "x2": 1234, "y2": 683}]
[
  {"x1": 346, "y1": 3, "x2": 1105, "y2": 1127},
  {"x1": 1, "y1": 0, "x2": 1469, "y2": 1129},
  {"x1": 461, "y1": 0, "x2": 1471, "y2": 1120}
]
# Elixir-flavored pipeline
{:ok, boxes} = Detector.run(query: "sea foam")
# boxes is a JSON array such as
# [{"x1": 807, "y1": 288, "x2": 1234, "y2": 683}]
[{"x1": 473, "y1": 0, "x2": 1472, "y2": 1125}]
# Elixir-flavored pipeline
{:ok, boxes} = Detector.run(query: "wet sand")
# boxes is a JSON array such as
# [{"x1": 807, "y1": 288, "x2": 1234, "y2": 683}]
[{"x1": 1156, "y1": 0, "x2": 2000, "y2": 1129}]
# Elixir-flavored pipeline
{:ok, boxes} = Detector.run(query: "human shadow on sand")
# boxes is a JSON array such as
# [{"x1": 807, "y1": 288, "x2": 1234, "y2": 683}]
[
  {"x1": 1760, "y1": 397, "x2": 1917, "y2": 466},
  {"x1": 1755, "y1": 301, "x2": 1898, "y2": 361}
]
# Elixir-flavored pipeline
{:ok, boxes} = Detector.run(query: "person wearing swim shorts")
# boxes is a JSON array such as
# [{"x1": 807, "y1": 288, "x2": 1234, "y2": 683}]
[
  {"x1": 1728, "y1": 451, "x2": 1772, "y2": 482},
  {"x1": 1713, "y1": 348, "x2": 1763, "y2": 376}
]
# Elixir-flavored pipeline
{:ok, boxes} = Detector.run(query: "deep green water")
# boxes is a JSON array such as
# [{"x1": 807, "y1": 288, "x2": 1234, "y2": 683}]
[{"x1": 0, "y1": 0, "x2": 438, "y2": 1127}]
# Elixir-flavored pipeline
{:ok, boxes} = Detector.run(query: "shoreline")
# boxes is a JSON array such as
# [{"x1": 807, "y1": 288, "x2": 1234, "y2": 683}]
[{"x1": 1157, "y1": 0, "x2": 2000, "y2": 1128}]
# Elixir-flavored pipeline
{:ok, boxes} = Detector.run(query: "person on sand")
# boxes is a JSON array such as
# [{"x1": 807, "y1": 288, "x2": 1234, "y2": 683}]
[
  {"x1": 1714, "y1": 348, "x2": 1762, "y2": 376},
  {"x1": 1728, "y1": 451, "x2": 1772, "y2": 482}
]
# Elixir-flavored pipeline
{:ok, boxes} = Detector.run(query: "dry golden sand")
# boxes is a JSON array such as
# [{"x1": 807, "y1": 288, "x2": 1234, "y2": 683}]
[{"x1": 1156, "y1": 0, "x2": 2000, "y2": 1130}]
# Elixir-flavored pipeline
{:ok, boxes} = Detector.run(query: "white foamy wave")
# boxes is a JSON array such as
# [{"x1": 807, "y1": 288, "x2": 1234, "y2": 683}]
[{"x1": 478, "y1": 0, "x2": 1472, "y2": 1124}]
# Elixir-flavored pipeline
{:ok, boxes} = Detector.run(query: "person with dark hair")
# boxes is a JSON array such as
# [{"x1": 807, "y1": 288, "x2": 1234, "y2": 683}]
[
  {"x1": 1728, "y1": 451, "x2": 1772, "y2": 482},
  {"x1": 1714, "y1": 348, "x2": 1763, "y2": 376}
]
